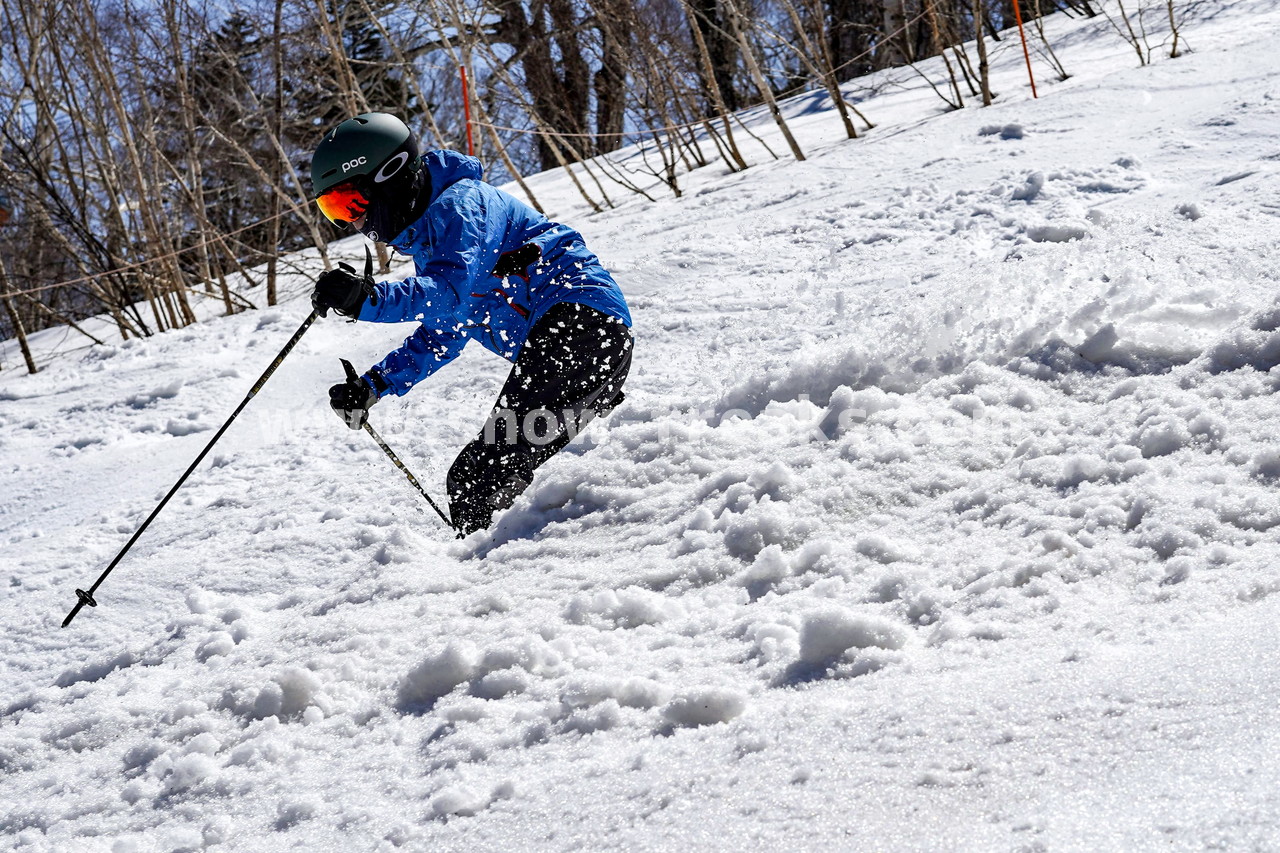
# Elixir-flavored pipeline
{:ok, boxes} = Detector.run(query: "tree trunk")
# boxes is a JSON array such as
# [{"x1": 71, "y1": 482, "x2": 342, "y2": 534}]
[
  {"x1": 724, "y1": 0, "x2": 806, "y2": 161},
  {"x1": 880, "y1": 0, "x2": 911, "y2": 67},
  {"x1": 593, "y1": 0, "x2": 632, "y2": 153},
  {"x1": 685, "y1": 0, "x2": 748, "y2": 170},
  {"x1": 778, "y1": 0, "x2": 859, "y2": 138},
  {"x1": 688, "y1": 0, "x2": 741, "y2": 113},
  {"x1": 826, "y1": 0, "x2": 877, "y2": 81},
  {"x1": 162, "y1": 0, "x2": 234, "y2": 317},
  {"x1": 0, "y1": 255, "x2": 38, "y2": 374},
  {"x1": 974, "y1": 0, "x2": 994, "y2": 105},
  {"x1": 267, "y1": 0, "x2": 285, "y2": 306},
  {"x1": 493, "y1": 0, "x2": 593, "y2": 171}
]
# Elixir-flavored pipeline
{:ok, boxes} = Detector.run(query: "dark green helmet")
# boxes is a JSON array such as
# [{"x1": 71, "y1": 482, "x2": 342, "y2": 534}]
[{"x1": 311, "y1": 112, "x2": 419, "y2": 198}]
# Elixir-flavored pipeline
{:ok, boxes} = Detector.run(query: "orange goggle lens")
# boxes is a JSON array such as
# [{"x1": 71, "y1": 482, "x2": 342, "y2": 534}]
[{"x1": 316, "y1": 182, "x2": 370, "y2": 226}]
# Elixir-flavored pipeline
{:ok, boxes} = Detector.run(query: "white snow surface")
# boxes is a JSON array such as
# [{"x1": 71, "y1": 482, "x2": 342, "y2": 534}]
[{"x1": 5, "y1": 3, "x2": 1280, "y2": 849}]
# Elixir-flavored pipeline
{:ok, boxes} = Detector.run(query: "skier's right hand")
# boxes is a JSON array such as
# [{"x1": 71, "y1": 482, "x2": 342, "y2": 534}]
[
  {"x1": 329, "y1": 375, "x2": 377, "y2": 430},
  {"x1": 312, "y1": 262, "x2": 376, "y2": 318}
]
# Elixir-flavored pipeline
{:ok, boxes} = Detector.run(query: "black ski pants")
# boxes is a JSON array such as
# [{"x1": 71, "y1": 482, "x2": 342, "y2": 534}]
[{"x1": 447, "y1": 302, "x2": 632, "y2": 535}]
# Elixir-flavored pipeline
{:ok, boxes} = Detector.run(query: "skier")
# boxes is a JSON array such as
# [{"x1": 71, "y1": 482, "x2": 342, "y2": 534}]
[{"x1": 309, "y1": 113, "x2": 632, "y2": 535}]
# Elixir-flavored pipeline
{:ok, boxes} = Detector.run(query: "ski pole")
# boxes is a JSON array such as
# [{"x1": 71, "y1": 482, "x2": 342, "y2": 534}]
[
  {"x1": 340, "y1": 358, "x2": 458, "y2": 535},
  {"x1": 61, "y1": 310, "x2": 320, "y2": 628}
]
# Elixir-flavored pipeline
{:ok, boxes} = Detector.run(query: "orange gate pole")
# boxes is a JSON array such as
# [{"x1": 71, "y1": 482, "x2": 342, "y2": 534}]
[{"x1": 1012, "y1": 2, "x2": 1039, "y2": 98}]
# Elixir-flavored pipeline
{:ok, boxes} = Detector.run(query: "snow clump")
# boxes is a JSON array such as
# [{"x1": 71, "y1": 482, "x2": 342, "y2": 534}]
[
  {"x1": 661, "y1": 687, "x2": 748, "y2": 728},
  {"x1": 397, "y1": 643, "x2": 480, "y2": 711},
  {"x1": 798, "y1": 608, "x2": 907, "y2": 666}
]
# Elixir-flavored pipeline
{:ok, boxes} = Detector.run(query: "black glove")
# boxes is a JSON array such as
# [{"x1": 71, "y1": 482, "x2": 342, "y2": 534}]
[
  {"x1": 330, "y1": 359, "x2": 378, "y2": 430},
  {"x1": 312, "y1": 262, "x2": 377, "y2": 318}
]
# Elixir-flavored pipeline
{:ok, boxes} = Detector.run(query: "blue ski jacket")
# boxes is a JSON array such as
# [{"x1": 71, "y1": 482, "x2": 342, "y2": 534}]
[{"x1": 357, "y1": 150, "x2": 631, "y2": 398}]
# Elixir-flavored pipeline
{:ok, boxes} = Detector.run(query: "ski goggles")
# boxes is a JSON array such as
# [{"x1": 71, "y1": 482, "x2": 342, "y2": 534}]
[{"x1": 315, "y1": 181, "x2": 370, "y2": 226}]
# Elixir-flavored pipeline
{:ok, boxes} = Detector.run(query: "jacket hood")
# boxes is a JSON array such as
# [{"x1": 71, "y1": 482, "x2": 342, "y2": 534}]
[{"x1": 422, "y1": 149, "x2": 484, "y2": 207}]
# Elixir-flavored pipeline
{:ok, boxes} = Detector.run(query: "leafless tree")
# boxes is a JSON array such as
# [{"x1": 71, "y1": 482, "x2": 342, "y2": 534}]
[
  {"x1": 974, "y1": 0, "x2": 995, "y2": 104},
  {"x1": 0, "y1": 0, "x2": 1202, "y2": 354}
]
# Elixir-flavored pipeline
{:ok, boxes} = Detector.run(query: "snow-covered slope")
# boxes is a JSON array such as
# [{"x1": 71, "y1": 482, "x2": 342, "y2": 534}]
[{"x1": 5, "y1": 3, "x2": 1280, "y2": 849}]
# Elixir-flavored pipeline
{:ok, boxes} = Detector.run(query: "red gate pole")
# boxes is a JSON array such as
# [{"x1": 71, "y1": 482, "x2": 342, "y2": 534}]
[
  {"x1": 1011, "y1": 1, "x2": 1039, "y2": 98},
  {"x1": 459, "y1": 65, "x2": 476, "y2": 155}
]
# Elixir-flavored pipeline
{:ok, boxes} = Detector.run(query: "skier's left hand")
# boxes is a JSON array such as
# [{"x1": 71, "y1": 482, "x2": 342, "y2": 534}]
[{"x1": 329, "y1": 375, "x2": 377, "y2": 430}]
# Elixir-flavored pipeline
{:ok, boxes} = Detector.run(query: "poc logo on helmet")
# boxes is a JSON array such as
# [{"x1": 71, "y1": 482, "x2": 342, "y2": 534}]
[{"x1": 342, "y1": 156, "x2": 368, "y2": 173}]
